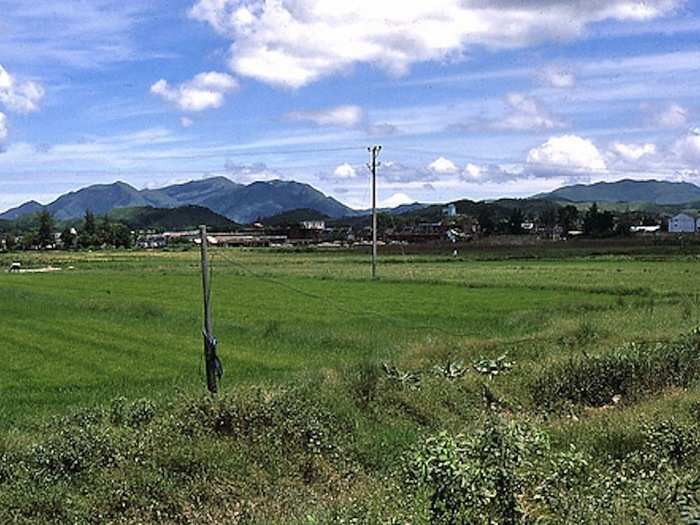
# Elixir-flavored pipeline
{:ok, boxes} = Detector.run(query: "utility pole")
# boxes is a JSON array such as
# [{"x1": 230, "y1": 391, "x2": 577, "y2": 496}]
[
  {"x1": 367, "y1": 145, "x2": 382, "y2": 280},
  {"x1": 199, "y1": 225, "x2": 221, "y2": 394}
]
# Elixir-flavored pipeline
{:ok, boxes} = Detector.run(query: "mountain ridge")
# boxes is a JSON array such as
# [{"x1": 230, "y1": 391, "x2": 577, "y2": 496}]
[
  {"x1": 1, "y1": 178, "x2": 360, "y2": 224},
  {"x1": 535, "y1": 179, "x2": 700, "y2": 205}
]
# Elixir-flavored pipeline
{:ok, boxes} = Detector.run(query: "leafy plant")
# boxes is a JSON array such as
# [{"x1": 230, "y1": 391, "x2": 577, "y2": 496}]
[
  {"x1": 413, "y1": 416, "x2": 547, "y2": 524},
  {"x1": 473, "y1": 353, "x2": 514, "y2": 379},
  {"x1": 382, "y1": 363, "x2": 421, "y2": 389}
]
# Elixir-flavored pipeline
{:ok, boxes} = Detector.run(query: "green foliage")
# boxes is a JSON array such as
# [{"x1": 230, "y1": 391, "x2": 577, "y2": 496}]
[
  {"x1": 532, "y1": 334, "x2": 700, "y2": 410},
  {"x1": 413, "y1": 416, "x2": 548, "y2": 524},
  {"x1": 36, "y1": 209, "x2": 54, "y2": 248},
  {"x1": 473, "y1": 353, "x2": 514, "y2": 379}
]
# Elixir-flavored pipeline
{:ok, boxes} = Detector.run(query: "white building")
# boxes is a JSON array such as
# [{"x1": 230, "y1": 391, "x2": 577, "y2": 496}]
[
  {"x1": 668, "y1": 213, "x2": 697, "y2": 233},
  {"x1": 301, "y1": 220, "x2": 325, "y2": 230},
  {"x1": 443, "y1": 203, "x2": 457, "y2": 217}
]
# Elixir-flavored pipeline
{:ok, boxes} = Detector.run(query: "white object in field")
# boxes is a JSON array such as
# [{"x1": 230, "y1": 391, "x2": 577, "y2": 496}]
[{"x1": 9, "y1": 262, "x2": 21, "y2": 272}]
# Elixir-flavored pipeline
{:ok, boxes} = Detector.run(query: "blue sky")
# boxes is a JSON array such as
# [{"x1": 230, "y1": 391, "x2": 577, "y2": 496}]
[{"x1": 1, "y1": 0, "x2": 699, "y2": 212}]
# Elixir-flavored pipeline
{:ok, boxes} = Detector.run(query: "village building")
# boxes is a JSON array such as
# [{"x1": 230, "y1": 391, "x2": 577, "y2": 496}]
[{"x1": 668, "y1": 213, "x2": 697, "y2": 233}]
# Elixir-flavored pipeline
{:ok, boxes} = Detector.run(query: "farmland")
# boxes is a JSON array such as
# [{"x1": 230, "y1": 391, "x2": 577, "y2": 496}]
[{"x1": 2, "y1": 245, "x2": 700, "y2": 523}]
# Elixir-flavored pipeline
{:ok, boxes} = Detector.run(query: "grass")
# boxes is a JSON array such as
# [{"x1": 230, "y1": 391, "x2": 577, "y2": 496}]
[{"x1": 2, "y1": 245, "x2": 700, "y2": 522}]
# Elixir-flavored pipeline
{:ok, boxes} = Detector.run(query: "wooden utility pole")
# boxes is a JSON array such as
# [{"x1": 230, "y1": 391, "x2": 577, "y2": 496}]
[
  {"x1": 368, "y1": 145, "x2": 382, "y2": 280},
  {"x1": 199, "y1": 225, "x2": 219, "y2": 394}
]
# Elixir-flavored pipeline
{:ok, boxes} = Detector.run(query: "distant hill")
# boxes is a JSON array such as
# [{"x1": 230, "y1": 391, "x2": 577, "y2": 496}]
[
  {"x1": 0, "y1": 177, "x2": 360, "y2": 224},
  {"x1": 262, "y1": 208, "x2": 330, "y2": 226},
  {"x1": 0, "y1": 200, "x2": 43, "y2": 221},
  {"x1": 108, "y1": 206, "x2": 239, "y2": 231},
  {"x1": 536, "y1": 179, "x2": 700, "y2": 205}
]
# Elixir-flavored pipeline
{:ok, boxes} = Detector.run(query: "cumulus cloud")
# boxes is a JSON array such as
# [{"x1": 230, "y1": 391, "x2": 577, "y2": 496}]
[
  {"x1": 223, "y1": 161, "x2": 282, "y2": 183},
  {"x1": 0, "y1": 65, "x2": 44, "y2": 114},
  {"x1": 453, "y1": 93, "x2": 564, "y2": 132},
  {"x1": 610, "y1": 142, "x2": 657, "y2": 161},
  {"x1": 428, "y1": 156, "x2": 458, "y2": 174},
  {"x1": 0, "y1": 112, "x2": 7, "y2": 142},
  {"x1": 655, "y1": 103, "x2": 689, "y2": 128},
  {"x1": 527, "y1": 135, "x2": 607, "y2": 172},
  {"x1": 150, "y1": 71, "x2": 238, "y2": 111},
  {"x1": 286, "y1": 105, "x2": 364, "y2": 128},
  {"x1": 380, "y1": 193, "x2": 416, "y2": 208},
  {"x1": 540, "y1": 66, "x2": 576, "y2": 88},
  {"x1": 496, "y1": 93, "x2": 564, "y2": 131},
  {"x1": 333, "y1": 162, "x2": 357, "y2": 178},
  {"x1": 674, "y1": 132, "x2": 700, "y2": 163},
  {"x1": 180, "y1": 116, "x2": 194, "y2": 128},
  {"x1": 189, "y1": 0, "x2": 678, "y2": 88}
]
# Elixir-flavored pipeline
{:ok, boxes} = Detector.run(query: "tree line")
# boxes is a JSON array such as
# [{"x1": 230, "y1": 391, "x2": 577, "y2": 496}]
[{"x1": 2, "y1": 209, "x2": 132, "y2": 251}]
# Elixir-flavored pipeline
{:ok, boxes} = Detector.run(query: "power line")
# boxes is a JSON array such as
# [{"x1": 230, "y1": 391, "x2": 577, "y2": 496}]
[{"x1": 211, "y1": 248, "x2": 475, "y2": 339}]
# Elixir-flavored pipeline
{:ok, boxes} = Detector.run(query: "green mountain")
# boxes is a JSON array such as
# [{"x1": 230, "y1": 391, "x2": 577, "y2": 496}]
[
  {"x1": 108, "y1": 206, "x2": 239, "y2": 231},
  {"x1": 262, "y1": 208, "x2": 330, "y2": 226},
  {"x1": 0, "y1": 177, "x2": 358, "y2": 224},
  {"x1": 536, "y1": 179, "x2": 700, "y2": 205},
  {"x1": 0, "y1": 200, "x2": 44, "y2": 220}
]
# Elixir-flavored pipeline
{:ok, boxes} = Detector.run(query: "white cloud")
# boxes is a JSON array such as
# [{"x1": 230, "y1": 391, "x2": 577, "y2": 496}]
[
  {"x1": 0, "y1": 113, "x2": 7, "y2": 141},
  {"x1": 540, "y1": 66, "x2": 576, "y2": 88},
  {"x1": 464, "y1": 163, "x2": 483, "y2": 179},
  {"x1": 428, "y1": 156, "x2": 458, "y2": 174},
  {"x1": 286, "y1": 105, "x2": 364, "y2": 128},
  {"x1": 527, "y1": 135, "x2": 607, "y2": 172},
  {"x1": 150, "y1": 72, "x2": 238, "y2": 112},
  {"x1": 333, "y1": 163, "x2": 357, "y2": 178},
  {"x1": 180, "y1": 117, "x2": 194, "y2": 128},
  {"x1": 223, "y1": 161, "x2": 282, "y2": 183},
  {"x1": 0, "y1": 65, "x2": 45, "y2": 113},
  {"x1": 380, "y1": 192, "x2": 415, "y2": 208},
  {"x1": 674, "y1": 132, "x2": 700, "y2": 163},
  {"x1": 610, "y1": 142, "x2": 657, "y2": 161},
  {"x1": 655, "y1": 103, "x2": 688, "y2": 128},
  {"x1": 496, "y1": 93, "x2": 564, "y2": 131},
  {"x1": 189, "y1": 0, "x2": 678, "y2": 88}
]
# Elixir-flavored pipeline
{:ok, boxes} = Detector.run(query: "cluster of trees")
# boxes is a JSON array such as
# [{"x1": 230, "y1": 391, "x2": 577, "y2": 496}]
[{"x1": 2, "y1": 209, "x2": 132, "y2": 251}]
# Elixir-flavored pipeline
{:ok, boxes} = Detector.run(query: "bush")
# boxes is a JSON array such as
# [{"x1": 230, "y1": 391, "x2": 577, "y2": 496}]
[
  {"x1": 531, "y1": 334, "x2": 700, "y2": 410},
  {"x1": 413, "y1": 416, "x2": 548, "y2": 524}
]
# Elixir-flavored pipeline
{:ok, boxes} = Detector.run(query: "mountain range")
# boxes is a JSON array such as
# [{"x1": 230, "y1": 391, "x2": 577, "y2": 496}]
[
  {"x1": 4, "y1": 177, "x2": 700, "y2": 228},
  {"x1": 0, "y1": 177, "x2": 357, "y2": 224},
  {"x1": 536, "y1": 179, "x2": 700, "y2": 205}
]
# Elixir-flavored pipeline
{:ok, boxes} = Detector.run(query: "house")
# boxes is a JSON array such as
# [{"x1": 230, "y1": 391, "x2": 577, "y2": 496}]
[
  {"x1": 443, "y1": 203, "x2": 457, "y2": 218},
  {"x1": 668, "y1": 213, "x2": 696, "y2": 233},
  {"x1": 301, "y1": 220, "x2": 325, "y2": 230}
]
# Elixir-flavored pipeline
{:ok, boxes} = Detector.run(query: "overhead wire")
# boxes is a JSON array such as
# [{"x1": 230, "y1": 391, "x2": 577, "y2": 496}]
[{"x1": 211, "y1": 247, "x2": 475, "y2": 339}]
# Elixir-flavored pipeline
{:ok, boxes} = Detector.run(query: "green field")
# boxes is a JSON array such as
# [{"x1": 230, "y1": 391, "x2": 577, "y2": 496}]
[{"x1": 2, "y1": 246, "x2": 700, "y2": 523}]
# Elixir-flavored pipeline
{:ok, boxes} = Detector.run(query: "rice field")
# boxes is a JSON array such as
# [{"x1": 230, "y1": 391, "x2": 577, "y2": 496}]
[{"x1": 2, "y1": 245, "x2": 700, "y2": 522}]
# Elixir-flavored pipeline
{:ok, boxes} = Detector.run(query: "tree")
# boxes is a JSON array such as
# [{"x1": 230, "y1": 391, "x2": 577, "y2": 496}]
[
  {"x1": 539, "y1": 206, "x2": 558, "y2": 228},
  {"x1": 477, "y1": 207, "x2": 496, "y2": 235},
  {"x1": 36, "y1": 209, "x2": 55, "y2": 249},
  {"x1": 98, "y1": 215, "x2": 114, "y2": 246},
  {"x1": 583, "y1": 203, "x2": 614, "y2": 237},
  {"x1": 3, "y1": 234, "x2": 16, "y2": 251},
  {"x1": 507, "y1": 208, "x2": 525, "y2": 235},
  {"x1": 60, "y1": 227, "x2": 76, "y2": 249},
  {"x1": 78, "y1": 210, "x2": 97, "y2": 248},
  {"x1": 557, "y1": 205, "x2": 579, "y2": 232},
  {"x1": 113, "y1": 224, "x2": 132, "y2": 248}
]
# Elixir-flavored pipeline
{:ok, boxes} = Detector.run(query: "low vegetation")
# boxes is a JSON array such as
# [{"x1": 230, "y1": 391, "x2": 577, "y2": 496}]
[{"x1": 2, "y1": 247, "x2": 700, "y2": 522}]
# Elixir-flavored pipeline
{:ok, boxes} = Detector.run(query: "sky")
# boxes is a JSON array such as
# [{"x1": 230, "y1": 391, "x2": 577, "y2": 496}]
[{"x1": 0, "y1": 0, "x2": 699, "y2": 212}]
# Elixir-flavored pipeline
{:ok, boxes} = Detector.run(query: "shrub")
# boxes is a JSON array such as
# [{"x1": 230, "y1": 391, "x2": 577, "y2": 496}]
[
  {"x1": 413, "y1": 416, "x2": 548, "y2": 524},
  {"x1": 531, "y1": 334, "x2": 700, "y2": 410},
  {"x1": 30, "y1": 425, "x2": 118, "y2": 481}
]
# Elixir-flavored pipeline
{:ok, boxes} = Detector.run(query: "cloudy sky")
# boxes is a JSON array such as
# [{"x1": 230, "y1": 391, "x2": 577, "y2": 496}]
[{"x1": 1, "y1": 0, "x2": 699, "y2": 211}]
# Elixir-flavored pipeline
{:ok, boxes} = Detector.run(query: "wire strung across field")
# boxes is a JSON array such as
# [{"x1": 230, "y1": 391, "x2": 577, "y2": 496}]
[{"x1": 210, "y1": 248, "x2": 476, "y2": 339}]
